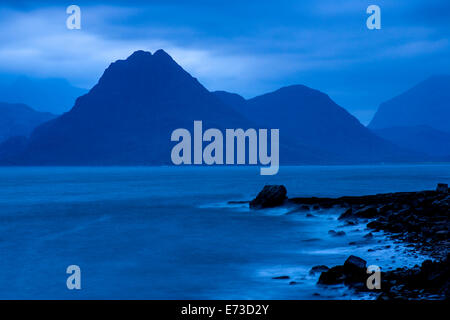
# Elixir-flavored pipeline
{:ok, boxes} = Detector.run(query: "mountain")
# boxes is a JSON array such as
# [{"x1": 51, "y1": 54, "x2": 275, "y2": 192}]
[
  {"x1": 215, "y1": 86, "x2": 414, "y2": 163},
  {"x1": 0, "y1": 102, "x2": 55, "y2": 144},
  {"x1": 368, "y1": 75, "x2": 450, "y2": 132},
  {"x1": 1, "y1": 50, "x2": 417, "y2": 166},
  {"x1": 214, "y1": 90, "x2": 247, "y2": 111},
  {"x1": 372, "y1": 126, "x2": 450, "y2": 158},
  {"x1": 0, "y1": 76, "x2": 87, "y2": 114},
  {"x1": 1, "y1": 50, "x2": 276, "y2": 165}
]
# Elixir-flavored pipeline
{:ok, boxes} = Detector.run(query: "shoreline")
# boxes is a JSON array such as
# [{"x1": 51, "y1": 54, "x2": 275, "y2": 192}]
[{"x1": 248, "y1": 184, "x2": 449, "y2": 299}]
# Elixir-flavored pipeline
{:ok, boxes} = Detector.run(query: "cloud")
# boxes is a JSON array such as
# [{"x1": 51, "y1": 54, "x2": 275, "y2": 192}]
[{"x1": 0, "y1": 1, "x2": 449, "y2": 122}]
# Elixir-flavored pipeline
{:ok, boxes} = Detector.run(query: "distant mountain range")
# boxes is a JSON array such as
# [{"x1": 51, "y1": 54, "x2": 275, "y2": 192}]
[
  {"x1": 0, "y1": 102, "x2": 55, "y2": 144},
  {"x1": 368, "y1": 75, "x2": 450, "y2": 158},
  {"x1": 0, "y1": 50, "x2": 447, "y2": 165},
  {"x1": 215, "y1": 86, "x2": 413, "y2": 163},
  {"x1": 0, "y1": 76, "x2": 87, "y2": 114}
]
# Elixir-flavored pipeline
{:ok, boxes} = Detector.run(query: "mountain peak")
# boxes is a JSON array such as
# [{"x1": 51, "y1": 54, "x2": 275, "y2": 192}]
[
  {"x1": 153, "y1": 49, "x2": 171, "y2": 58},
  {"x1": 125, "y1": 49, "x2": 173, "y2": 63},
  {"x1": 127, "y1": 50, "x2": 152, "y2": 61}
]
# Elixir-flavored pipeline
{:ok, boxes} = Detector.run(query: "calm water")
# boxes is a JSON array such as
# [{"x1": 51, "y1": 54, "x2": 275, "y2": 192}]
[{"x1": 0, "y1": 165, "x2": 449, "y2": 299}]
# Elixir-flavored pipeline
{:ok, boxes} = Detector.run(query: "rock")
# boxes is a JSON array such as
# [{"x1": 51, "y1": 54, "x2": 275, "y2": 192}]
[
  {"x1": 338, "y1": 208, "x2": 353, "y2": 220},
  {"x1": 367, "y1": 220, "x2": 383, "y2": 230},
  {"x1": 289, "y1": 281, "x2": 298, "y2": 285},
  {"x1": 319, "y1": 254, "x2": 450, "y2": 300},
  {"x1": 364, "y1": 232, "x2": 374, "y2": 239},
  {"x1": 356, "y1": 206, "x2": 378, "y2": 218},
  {"x1": 344, "y1": 255, "x2": 367, "y2": 272},
  {"x1": 272, "y1": 275, "x2": 290, "y2": 280},
  {"x1": 309, "y1": 265, "x2": 329, "y2": 275},
  {"x1": 318, "y1": 266, "x2": 346, "y2": 284},
  {"x1": 228, "y1": 200, "x2": 249, "y2": 204},
  {"x1": 318, "y1": 255, "x2": 368, "y2": 286},
  {"x1": 250, "y1": 185, "x2": 287, "y2": 209},
  {"x1": 436, "y1": 183, "x2": 448, "y2": 193},
  {"x1": 328, "y1": 229, "x2": 346, "y2": 236}
]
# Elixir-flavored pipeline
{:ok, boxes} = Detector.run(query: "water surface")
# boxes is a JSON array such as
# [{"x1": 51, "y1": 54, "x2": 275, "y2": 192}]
[{"x1": 0, "y1": 165, "x2": 449, "y2": 299}]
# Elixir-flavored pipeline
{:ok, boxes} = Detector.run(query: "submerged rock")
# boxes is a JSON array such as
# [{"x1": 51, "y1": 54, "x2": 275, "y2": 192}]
[
  {"x1": 250, "y1": 185, "x2": 287, "y2": 209},
  {"x1": 363, "y1": 232, "x2": 374, "y2": 239},
  {"x1": 328, "y1": 230, "x2": 345, "y2": 237},
  {"x1": 309, "y1": 265, "x2": 329, "y2": 275},
  {"x1": 272, "y1": 275, "x2": 290, "y2": 280}
]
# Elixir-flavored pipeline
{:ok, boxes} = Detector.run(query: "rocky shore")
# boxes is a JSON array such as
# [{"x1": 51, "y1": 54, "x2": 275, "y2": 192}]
[{"x1": 249, "y1": 183, "x2": 449, "y2": 300}]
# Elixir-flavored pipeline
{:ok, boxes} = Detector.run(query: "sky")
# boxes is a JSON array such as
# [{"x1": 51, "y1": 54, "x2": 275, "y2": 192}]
[{"x1": 0, "y1": 0, "x2": 449, "y2": 124}]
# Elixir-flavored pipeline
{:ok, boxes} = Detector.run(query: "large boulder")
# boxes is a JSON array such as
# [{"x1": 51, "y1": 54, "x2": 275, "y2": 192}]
[
  {"x1": 344, "y1": 255, "x2": 367, "y2": 273},
  {"x1": 250, "y1": 185, "x2": 287, "y2": 209},
  {"x1": 318, "y1": 255, "x2": 367, "y2": 287},
  {"x1": 436, "y1": 183, "x2": 449, "y2": 193}
]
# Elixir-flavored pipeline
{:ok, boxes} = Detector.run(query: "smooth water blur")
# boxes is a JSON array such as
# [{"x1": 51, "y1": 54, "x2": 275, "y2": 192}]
[{"x1": 0, "y1": 165, "x2": 449, "y2": 299}]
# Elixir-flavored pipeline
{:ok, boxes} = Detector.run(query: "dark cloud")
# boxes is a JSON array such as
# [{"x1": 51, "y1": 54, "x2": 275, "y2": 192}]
[{"x1": 0, "y1": 0, "x2": 449, "y2": 124}]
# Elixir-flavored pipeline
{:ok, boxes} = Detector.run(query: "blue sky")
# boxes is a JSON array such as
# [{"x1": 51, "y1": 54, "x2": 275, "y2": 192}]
[{"x1": 0, "y1": 0, "x2": 449, "y2": 124}]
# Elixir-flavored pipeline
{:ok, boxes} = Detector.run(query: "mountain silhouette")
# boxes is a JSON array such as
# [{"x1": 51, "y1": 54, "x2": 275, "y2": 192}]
[
  {"x1": 0, "y1": 76, "x2": 87, "y2": 114},
  {"x1": 368, "y1": 75, "x2": 450, "y2": 159},
  {"x1": 0, "y1": 102, "x2": 55, "y2": 144},
  {"x1": 369, "y1": 75, "x2": 450, "y2": 132},
  {"x1": 1, "y1": 50, "x2": 418, "y2": 165},
  {"x1": 372, "y1": 125, "x2": 450, "y2": 158},
  {"x1": 215, "y1": 86, "x2": 413, "y2": 163},
  {"x1": 2, "y1": 50, "x2": 282, "y2": 165}
]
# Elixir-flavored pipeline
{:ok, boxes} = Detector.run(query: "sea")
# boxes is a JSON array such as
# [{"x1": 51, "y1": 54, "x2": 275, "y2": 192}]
[{"x1": 0, "y1": 164, "x2": 449, "y2": 299}]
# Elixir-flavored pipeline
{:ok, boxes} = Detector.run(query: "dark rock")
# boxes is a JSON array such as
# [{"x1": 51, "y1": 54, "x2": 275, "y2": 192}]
[
  {"x1": 436, "y1": 183, "x2": 448, "y2": 193},
  {"x1": 228, "y1": 200, "x2": 249, "y2": 204},
  {"x1": 364, "y1": 232, "x2": 374, "y2": 239},
  {"x1": 309, "y1": 265, "x2": 329, "y2": 275},
  {"x1": 318, "y1": 266, "x2": 346, "y2": 284},
  {"x1": 344, "y1": 255, "x2": 367, "y2": 272},
  {"x1": 318, "y1": 255, "x2": 368, "y2": 286},
  {"x1": 338, "y1": 208, "x2": 353, "y2": 220},
  {"x1": 367, "y1": 220, "x2": 383, "y2": 230},
  {"x1": 356, "y1": 206, "x2": 378, "y2": 218},
  {"x1": 319, "y1": 254, "x2": 449, "y2": 300},
  {"x1": 272, "y1": 275, "x2": 290, "y2": 280},
  {"x1": 250, "y1": 185, "x2": 287, "y2": 209},
  {"x1": 328, "y1": 230, "x2": 345, "y2": 236}
]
